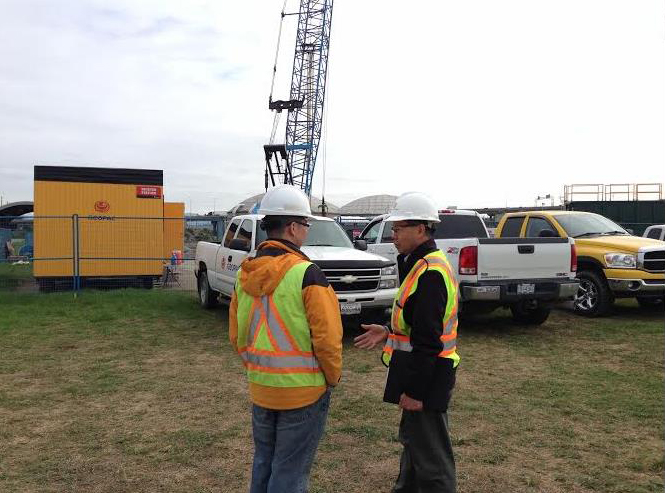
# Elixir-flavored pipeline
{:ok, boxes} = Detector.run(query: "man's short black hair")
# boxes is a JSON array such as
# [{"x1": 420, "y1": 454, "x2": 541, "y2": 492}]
[
  {"x1": 404, "y1": 220, "x2": 436, "y2": 237},
  {"x1": 260, "y1": 215, "x2": 304, "y2": 237}
]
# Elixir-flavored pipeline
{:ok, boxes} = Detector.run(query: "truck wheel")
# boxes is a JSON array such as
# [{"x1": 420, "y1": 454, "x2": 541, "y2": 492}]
[
  {"x1": 573, "y1": 270, "x2": 613, "y2": 317},
  {"x1": 510, "y1": 300, "x2": 551, "y2": 325},
  {"x1": 197, "y1": 271, "x2": 218, "y2": 308},
  {"x1": 636, "y1": 296, "x2": 665, "y2": 310}
]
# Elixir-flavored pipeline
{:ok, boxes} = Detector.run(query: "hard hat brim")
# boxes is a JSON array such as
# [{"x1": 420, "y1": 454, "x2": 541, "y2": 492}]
[
  {"x1": 258, "y1": 208, "x2": 316, "y2": 219},
  {"x1": 385, "y1": 213, "x2": 440, "y2": 223}
]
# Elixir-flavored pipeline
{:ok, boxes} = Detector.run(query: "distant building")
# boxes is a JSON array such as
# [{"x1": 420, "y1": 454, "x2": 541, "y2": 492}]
[{"x1": 339, "y1": 195, "x2": 397, "y2": 216}]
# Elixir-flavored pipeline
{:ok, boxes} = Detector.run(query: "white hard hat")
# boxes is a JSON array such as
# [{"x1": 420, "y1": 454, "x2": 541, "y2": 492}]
[
  {"x1": 386, "y1": 192, "x2": 440, "y2": 223},
  {"x1": 258, "y1": 184, "x2": 314, "y2": 218}
]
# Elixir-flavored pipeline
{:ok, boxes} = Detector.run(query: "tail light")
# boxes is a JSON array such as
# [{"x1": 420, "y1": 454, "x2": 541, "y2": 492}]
[
  {"x1": 571, "y1": 244, "x2": 577, "y2": 272},
  {"x1": 459, "y1": 246, "x2": 478, "y2": 275}
]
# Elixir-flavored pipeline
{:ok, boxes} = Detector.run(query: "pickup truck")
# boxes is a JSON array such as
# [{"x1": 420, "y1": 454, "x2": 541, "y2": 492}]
[
  {"x1": 358, "y1": 209, "x2": 579, "y2": 325},
  {"x1": 496, "y1": 211, "x2": 665, "y2": 316},
  {"x1": 194, "y1": 214, "x2": 398, "y2": 322}
]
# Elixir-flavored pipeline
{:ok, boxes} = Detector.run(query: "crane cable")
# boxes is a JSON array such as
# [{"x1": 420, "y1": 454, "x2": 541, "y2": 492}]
[
  {"x1": 268, "y1": 0, "x2": 288, "y2": 146},
  {"x1": 269, "y1": 112, "x2": 281, "y2": 145},
  {"x1": 269, "y1": 0, "x2": 289, "y2": 104}
]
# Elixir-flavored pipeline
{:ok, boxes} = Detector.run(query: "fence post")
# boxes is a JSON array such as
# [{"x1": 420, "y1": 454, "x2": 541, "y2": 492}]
[{"x1": 73, "y1": 214, "x2": 80, "y2": 296}]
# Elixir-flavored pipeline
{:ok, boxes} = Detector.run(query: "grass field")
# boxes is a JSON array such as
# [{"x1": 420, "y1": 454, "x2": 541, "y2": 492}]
[{"x1": 0, "y1": 290, "x2": 662, "y2": 492}]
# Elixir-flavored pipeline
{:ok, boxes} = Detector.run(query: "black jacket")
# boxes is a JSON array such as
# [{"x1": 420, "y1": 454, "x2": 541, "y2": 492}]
[{"x1": 396, "y1": 238, "x2": 456, "y2": 404}]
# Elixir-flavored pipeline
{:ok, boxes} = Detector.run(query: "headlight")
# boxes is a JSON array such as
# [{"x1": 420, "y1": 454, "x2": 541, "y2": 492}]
[
  {"x1": 379, "y1": 279, "x2": 397, "y2": 289},
  {"x1": 604, "y1": 253, "x2": 636, "y2": 269},
  {"x1": 381, "y1": 265, "x2": 397, "y2": 276}
]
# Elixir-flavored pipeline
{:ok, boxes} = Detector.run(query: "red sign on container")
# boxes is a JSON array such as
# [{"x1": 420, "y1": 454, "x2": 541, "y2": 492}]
[{"x1": 136, "y1": 186, "x2": 162, "y2": 199}]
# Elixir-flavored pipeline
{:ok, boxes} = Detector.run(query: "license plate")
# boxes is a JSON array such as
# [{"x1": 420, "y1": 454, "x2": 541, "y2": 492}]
[
  {"x1": 517, "y1": 283, "x2": 535, "y2": 295},
  {"x1": 340, "y1": 302, "x2": 362, "y2": 315}
]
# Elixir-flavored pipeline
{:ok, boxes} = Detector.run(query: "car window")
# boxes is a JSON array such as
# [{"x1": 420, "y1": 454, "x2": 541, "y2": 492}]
[
  {"x1": 433, "y1": 215, "x2": 489, "y2": 239},
  {"x1": 525, "y1": 217, "x2": 559, "y2": 237},
  {"x1": 380, "y1": 221, "x2": 394, "y2": 243},
  {"x1": 647, "y1": 227, "x2": 662, "y2": 240},
  {"x1": 360, "y1": 221, "x2": 381, "y2": 243},
  {"x1": 234, "y1": 219, "x2": 253, "y2": 250},
  {"x1": 223, "y1": 219, "x2": 241, "y2": 247},
  {"x1": 500, "y1": 216, "x2": 525, "y2": 237}
]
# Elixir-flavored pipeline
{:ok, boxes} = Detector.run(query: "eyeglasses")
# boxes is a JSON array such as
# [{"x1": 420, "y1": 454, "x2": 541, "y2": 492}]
[{"x1": 292, "y1": 220, "x2": 311, "y2": 228}]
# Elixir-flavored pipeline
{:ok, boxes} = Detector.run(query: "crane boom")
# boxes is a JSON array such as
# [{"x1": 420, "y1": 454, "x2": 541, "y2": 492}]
[{"x1": 264, "y1": 0, "x2": 334, "y2": 198}]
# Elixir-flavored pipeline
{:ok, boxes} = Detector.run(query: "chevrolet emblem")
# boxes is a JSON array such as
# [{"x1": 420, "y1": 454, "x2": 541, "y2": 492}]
[{"x1": 340, "y1": 275, "x2": 358, "y2": 284}]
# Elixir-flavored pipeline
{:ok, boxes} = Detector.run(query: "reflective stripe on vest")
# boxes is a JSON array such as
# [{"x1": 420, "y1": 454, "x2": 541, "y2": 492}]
[
  {"x1": 382, "y1": 250, "x2": 460, "y2": 367},
  {"x1": 235, "y1": 260, "x2": 326, "y2": 387},
  {"x1": 237, "y1": 295, "x2": 321, "y2": 372}
]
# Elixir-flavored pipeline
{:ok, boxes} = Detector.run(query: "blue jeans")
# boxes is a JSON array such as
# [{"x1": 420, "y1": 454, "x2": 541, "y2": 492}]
[{"x1": 250, "y1": 389, "x2": 331, "y2": 493}]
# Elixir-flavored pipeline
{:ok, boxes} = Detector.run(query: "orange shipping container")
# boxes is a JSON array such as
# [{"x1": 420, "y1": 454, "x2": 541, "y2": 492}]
[{"x1": 34, "y1": 166, "x2": 165, "y2": 281}]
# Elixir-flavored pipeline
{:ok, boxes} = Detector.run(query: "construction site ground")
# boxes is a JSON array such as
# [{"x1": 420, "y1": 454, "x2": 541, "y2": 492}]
[{"x1": 0, "y1": 290, "x2": 662, "y2": 493}]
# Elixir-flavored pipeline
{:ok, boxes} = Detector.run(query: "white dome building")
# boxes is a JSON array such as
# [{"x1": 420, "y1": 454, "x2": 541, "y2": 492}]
[{"x1": 339, "y1": 195, "x2": 398, "y2": 216}]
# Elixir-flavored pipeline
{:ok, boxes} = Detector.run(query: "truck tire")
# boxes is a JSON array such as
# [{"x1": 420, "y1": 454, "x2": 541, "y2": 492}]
[
  {"x1": 636, "y1": 296, "x2": 665, "y2": 310},
  {"x1": 510, "y1": 300, "x2": 551, "y2": 325},
  {"x1": 573, "y1": 270, "x2": 613, "y2": 317},
  {"x1": 197, "y1": 271, "x2": 218, "y2": 308}
]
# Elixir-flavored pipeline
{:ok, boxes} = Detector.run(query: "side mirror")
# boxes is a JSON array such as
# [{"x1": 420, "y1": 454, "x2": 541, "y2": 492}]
[
  {"x1": 354, "y1": 239, "x2": 368, "y2": 251},
  {"x1": 538, "y1": 230, "x2": 558, "y2": 238},
  {"x1": 229, "y1": 238, "x2": 251, "y2": 252}
]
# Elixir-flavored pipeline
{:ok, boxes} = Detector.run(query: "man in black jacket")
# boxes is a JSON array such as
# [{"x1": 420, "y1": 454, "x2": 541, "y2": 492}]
[{"x1": 355, "y1": 191, "x2": 459, "y2": 493}]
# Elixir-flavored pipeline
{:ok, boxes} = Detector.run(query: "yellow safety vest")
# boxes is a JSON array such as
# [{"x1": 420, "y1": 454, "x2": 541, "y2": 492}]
[
  {"x1": 235, "y1": 260, "x2": 326, "y2": 388},
  {"x1": 382, "y1": 250, "x2": 460, "y2": 367}
]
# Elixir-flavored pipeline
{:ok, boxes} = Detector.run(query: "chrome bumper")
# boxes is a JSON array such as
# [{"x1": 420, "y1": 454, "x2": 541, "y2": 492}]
[
  {"x1": 558, "y1": 282, "x2": 580, "y2": 299},
  {"x1": 336, "y1": 287, "x2": 397, "y2": 308},
  {"x1": 461, "y1": 282, "x2": 579, "y2": 301},
  {"x1": 462, "y1": 285, "x2": 501, "y2": 300},
  {"x1": 607, "y1": 278, "x2": 665, "y2": 293}
]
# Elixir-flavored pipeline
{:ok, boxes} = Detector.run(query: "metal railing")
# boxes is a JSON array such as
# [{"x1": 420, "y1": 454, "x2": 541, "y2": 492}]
[{"x1": 564, "y1": 183, "x2": 663, "y2": 203}]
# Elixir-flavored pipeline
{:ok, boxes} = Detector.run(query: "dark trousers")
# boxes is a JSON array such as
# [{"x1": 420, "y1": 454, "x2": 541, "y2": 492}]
[{"x1": 393, "y1": 410, "x2": 456, "y2": 493}]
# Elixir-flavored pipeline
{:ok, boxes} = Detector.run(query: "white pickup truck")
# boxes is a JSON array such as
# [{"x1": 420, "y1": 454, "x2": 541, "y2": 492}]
[
  {"x1": 195, "y1": 214, "x2": 398, "y2": 321},
  {"x1": 358, "y1": 209, "x2": 579, "y2": 324}
]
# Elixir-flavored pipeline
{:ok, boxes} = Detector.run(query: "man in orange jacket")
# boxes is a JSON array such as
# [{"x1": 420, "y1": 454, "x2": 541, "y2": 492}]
[{"x1": 229, "y1": 185, "x2": 343, "y2": 493}]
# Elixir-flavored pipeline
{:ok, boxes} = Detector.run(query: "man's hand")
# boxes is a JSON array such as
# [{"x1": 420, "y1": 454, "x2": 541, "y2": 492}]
[
  {"x1": 399, "y1": 393, "x2": 423, "y2": 412},
  {"x1": 353, "y1": 324, "x2": 388, "y2": 349}
]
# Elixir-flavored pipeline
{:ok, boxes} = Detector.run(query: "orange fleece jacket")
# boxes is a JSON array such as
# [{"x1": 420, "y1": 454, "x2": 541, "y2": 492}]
[{"x1": 229, "y1": 240, "x2": 343, "y2": 410}]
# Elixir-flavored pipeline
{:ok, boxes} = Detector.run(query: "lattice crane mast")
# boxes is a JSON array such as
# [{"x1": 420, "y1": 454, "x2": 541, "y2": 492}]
[{"x1": 264, "y1": 0, "x2": 334, "y2": 198}]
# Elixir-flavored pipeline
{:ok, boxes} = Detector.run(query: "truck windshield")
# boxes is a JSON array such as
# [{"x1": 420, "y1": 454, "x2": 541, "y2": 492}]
[
  {"x1": 553, "y1": 214, "x2": 628, "y2": 238},
  {"x1": 254, "y1": 219, "x2": 353, "y2": 248},
  {"x1": 304, "y1": 220, "x2": 354, "y2": 247},
  {"x1": 434, "y1": 215, "x2": 489, "y2": 239}
]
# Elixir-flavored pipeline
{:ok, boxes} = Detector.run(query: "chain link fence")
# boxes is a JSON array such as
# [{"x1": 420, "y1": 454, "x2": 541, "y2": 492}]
[{"x1": 1, "y1": 215, "x2": 222, "y2": 295}]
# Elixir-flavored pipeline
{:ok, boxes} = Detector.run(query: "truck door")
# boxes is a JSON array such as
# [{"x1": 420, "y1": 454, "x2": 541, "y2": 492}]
[
  {"x1": 374, "y1": 220, "x2": 397, "y2": 263},
  {"x1": 213, "y1": 218, "x2": 240, "y2": 292},
  {"x1": 218, "y1": 218, "x2": 254, "y2": 294},
  {"x1": 524, "y1": 216, "x2": 560, "y2": 238},
  {"x1": 359, "y1": 219, "x2": 383, "y2": 254}
]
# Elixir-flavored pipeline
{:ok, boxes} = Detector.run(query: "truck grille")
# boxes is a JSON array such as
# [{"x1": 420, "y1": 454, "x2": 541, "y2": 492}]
[
  {"x1": 322, "y1": 268, "x2": 381, "y2": 293},
  {"x1": 643, "y1": 250, "x2": 665, "y2": 272}
]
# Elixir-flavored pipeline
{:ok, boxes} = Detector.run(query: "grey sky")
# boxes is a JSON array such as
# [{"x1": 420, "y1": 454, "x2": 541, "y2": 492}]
[{"x1": 1, "y1": 0, "x2": 663, "y2": 212}]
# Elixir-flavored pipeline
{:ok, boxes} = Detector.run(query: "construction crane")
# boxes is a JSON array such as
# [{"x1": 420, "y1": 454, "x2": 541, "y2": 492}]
[{"x1": 264, "y1": 0, "x2": 334, "y2": 199}]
